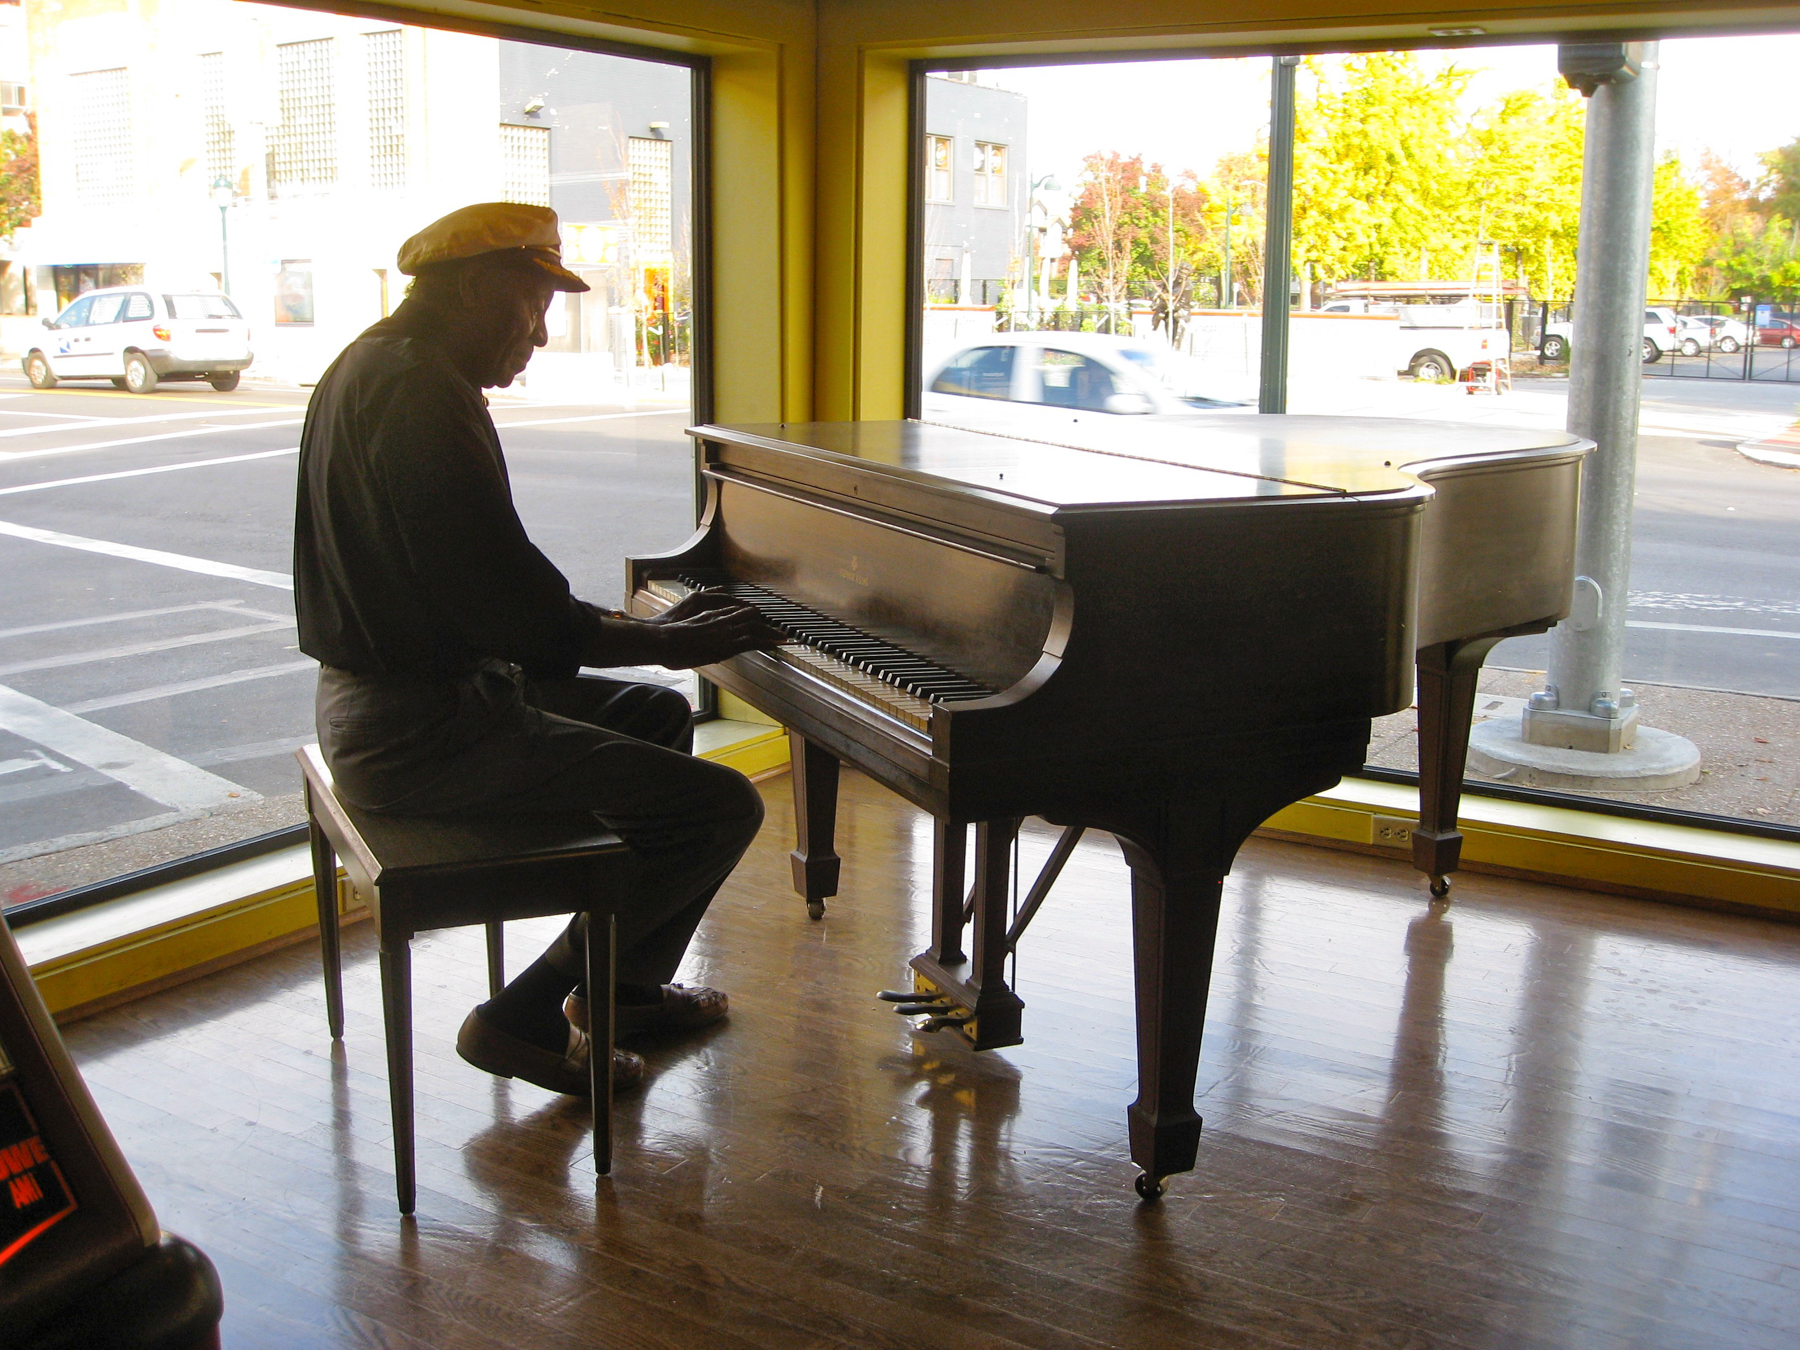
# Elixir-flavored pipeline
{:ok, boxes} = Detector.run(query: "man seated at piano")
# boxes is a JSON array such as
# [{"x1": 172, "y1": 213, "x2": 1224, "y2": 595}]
[{"x1": 292, "y1": 202, "x2": 784, "y2": 1095}]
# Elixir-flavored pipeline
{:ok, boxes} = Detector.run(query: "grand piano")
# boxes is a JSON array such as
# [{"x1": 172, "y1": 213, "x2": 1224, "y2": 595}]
[{"x1": 626, "y1": 417, "x2": 1588, "y2": 1197}]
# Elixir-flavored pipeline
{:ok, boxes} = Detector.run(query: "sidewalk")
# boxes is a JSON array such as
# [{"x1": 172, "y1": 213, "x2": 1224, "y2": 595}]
[
  {"x1": 1369, "y1": 667, "x2": 1800, "y2": 827},
  {"x1": 1287, "y1": 369, "x2": 1800, "y2": 444},
  {"x1": 1738, "y1": 421, "x2": 1800, "y2": 470}
]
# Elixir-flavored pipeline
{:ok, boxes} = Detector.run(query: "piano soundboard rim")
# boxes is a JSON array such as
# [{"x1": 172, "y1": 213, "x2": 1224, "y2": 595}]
[
  {"x1": 691, "y1": 422, "x2": 1430, "y2": 511},
  {"x1": 693, "y1": 421, "x2": 1594, "y2": 520}
]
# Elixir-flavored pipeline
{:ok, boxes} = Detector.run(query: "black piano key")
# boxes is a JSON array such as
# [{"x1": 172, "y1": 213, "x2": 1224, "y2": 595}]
[{"x1": 664, "y1": 572, "x2": 996, "y2": 706}]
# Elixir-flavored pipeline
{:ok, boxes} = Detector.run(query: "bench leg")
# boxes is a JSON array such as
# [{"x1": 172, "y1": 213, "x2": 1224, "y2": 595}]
[
  {"x1": 485, "y1": 922, "x2": 505, "y2": 998},
  {"x1": 587, "y1": 909, "x2": 616, "y2": 1177},
  {"x1": 378, "y1": 930, "x2": 416, "y2": 1215},
  {"x1": 305, "y1": 795, "x2": 344, "y2": 1041}
]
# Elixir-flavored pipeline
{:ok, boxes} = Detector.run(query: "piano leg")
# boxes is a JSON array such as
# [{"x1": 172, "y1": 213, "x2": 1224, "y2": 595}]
[
  {"x1": 1089, "y1": 741, "x2": 1364, "y2": 1199},
  {"x1": 1412, "y1": 636, "x2": 1505, "y2": 899},
  {"x1": 1116, "y1": 830, "x2": 1220, "y2": 1200},
  {"x1": 788, "y1": 731, "x2": 841, "y2": 920},
  {"x1": 930, "y1": 818, "x2": 968, "y2": 965},
  {"x1": 909, "y1": 818, "x2": 1025, "y2": 1051}
]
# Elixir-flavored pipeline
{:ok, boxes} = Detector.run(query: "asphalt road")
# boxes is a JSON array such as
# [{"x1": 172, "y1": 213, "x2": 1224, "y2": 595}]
[
  {"x1": 1488, "y1": 381, "x2": 1800, "y2": 693},
  {"x1": 0, "y1": 369, "x2": 1794, "y2": 884},
  {"x1": 0, "y1": 374, "x2": 697, "y2": 877}
]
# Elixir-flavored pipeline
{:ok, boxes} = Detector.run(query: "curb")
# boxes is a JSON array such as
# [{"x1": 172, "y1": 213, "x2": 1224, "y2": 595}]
[{"x1": 1739, "y1": 430, "x2": 1800, "y2": 469}]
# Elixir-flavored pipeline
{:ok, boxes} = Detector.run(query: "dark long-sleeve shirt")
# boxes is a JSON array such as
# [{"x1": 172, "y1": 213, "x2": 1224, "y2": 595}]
[{"x1": 293, "y1": 312, "x2": 605, "y2": 679}]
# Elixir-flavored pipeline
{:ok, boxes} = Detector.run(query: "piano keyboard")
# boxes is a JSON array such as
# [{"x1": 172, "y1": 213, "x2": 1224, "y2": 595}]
[{"x1": 644, "y1": 572, "x2": 994, "y2": 733}]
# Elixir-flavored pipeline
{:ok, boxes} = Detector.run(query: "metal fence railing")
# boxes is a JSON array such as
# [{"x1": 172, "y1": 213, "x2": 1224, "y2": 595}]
[{"x1": 1536, "y1": 296, "x2": 1800, "y2": 383}]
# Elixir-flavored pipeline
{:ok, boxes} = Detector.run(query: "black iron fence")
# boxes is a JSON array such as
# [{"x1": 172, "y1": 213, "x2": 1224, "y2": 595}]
[{"x1": 1537, "y1": 296, "x2": 1800, "y2": 383}]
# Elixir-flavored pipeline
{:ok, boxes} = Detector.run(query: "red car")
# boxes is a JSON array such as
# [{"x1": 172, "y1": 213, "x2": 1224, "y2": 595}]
[{"x1": 1753, "y1": 318, "x2": 1800, "y2": 347}]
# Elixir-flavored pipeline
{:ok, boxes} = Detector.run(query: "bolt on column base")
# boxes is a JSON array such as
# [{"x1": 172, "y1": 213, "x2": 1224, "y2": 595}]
[{"x1": 1522, "y1": 703, "x2": 1639, "y2": 753}]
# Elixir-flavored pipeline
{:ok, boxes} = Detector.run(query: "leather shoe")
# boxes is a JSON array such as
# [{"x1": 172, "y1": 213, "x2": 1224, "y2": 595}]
[
  {"x1": 565, "y1": 983, "x2": 729, "y2": 1041},
  {"x1": 456, "y1": 1008, "x2": 644, "y2": 1094}
]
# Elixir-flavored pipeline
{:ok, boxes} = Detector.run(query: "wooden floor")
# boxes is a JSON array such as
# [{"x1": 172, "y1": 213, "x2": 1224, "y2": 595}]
[{"x1": 61, "y1": 769, "x2": 1800, "y2": 1349}]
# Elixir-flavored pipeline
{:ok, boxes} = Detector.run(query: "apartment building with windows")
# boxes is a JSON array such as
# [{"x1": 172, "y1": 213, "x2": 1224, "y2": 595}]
[
  {"x1": 922, "y1": 72, "x2": 1026, "y2": 307},
  {"x1": 13, "y1": 0, "x2": 689, "y2": 386}
]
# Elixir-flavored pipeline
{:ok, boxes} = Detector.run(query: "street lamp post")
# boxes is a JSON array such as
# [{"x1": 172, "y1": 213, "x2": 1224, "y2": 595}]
[
  {"x1": 1222, "y1": 199, "x2": 1231, "y2": 311},
  {"x1": 1221, "y1": 198, "x2": 1247, "y2": 310},
  {"x1": 1024, "y1": 173, "x2": 1060, "y2": 331},
  {"x1": 210, "y1": 177, "x2": 235, "y2": 296}
]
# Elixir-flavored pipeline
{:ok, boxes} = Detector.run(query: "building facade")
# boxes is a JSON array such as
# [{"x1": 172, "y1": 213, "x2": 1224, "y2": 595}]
[
  {"x1": 922, "y1": 73, "x2": 1027, "y2": 307},
  {"x1": 14, "y1": 0, "x2": 690, "y2": 389}
]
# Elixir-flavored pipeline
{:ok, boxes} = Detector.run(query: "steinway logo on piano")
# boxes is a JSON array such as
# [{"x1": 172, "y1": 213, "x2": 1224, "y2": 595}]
[
  {"x1": 0, "y1": 1079, "x2": 78, "y2": 1265},
  {"x1": 837, "y1": 554, "x2": 870, "y2": 588}
]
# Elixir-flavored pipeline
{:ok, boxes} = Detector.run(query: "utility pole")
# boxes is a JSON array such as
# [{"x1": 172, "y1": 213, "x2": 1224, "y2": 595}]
[
  {"x1": 1221, "y1": 189, "x2": 1233, "y2": 311},
  {"x1": 1472, "y1": 40, "x2": 1700, "y2": 790},
  {"x1": 1260, "y1": 55, "x2": 1298, "y2": 414}
]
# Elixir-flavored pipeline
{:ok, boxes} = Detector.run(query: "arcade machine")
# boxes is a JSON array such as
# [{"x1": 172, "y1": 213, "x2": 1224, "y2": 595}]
[{"x1": 0, "y1": 916, "x2": 222, "y2": 1349}]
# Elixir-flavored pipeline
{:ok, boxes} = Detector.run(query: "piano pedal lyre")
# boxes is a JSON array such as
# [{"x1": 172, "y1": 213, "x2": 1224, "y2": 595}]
[{"x1": 876, "y1": 982, "x2": 973, "y2": 1036}]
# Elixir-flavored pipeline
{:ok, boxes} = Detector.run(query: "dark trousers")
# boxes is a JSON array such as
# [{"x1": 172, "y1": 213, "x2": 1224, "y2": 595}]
[{"x1": 317, "y1": 666, "x2": 764, "y2": 987}]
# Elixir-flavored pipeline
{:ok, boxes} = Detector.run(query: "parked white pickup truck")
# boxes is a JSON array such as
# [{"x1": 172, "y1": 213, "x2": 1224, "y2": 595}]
[{"x1": 1391, "y1": 304, "x2": 1512, "y2": 381}]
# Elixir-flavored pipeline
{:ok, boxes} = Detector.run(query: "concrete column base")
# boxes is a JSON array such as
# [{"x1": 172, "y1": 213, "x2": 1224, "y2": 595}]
[
  {"x1": 1469, "y1": 718, "x2": 1701, "y2": 792},
  {"x1": 1522, "y1": 702, "x2": 1638, "y2": 752}
]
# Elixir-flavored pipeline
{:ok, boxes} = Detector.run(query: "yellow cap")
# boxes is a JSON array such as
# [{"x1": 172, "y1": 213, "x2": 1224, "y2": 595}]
[{"x1": 396, "y1": 202, "x2": 589, "y2": 292}]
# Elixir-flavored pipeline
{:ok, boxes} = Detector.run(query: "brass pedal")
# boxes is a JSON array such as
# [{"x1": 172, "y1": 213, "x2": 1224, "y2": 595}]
[{"x1": 920, "y1": 1014, "x2": 973, "y2": 1034}]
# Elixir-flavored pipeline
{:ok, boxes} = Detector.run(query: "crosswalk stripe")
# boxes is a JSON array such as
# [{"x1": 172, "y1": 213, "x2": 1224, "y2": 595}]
[
  {"x1": 0, "y1": 682, "x2": 257, "y2": 811},
  {"x1": 0, "y1": 520, "x2": 293, "y2": 589}
]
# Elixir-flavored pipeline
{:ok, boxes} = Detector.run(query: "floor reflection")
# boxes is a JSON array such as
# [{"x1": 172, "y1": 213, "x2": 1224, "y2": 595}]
[{"x1": 49, "y1": 769, "x2": 1800, "y2": 1349}]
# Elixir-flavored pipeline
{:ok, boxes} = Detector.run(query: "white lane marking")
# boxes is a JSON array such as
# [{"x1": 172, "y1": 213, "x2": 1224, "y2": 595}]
[
  {"x1": 493, "y1": 408, "x2": 691, "y2": 429},
  {"x1": 65, "y1": 658, "x2": 316, "y2": 713},
  {"x1": 1629, "y1": 592, "x2": 1800, "y2": 618},
  {"x1": 0, "y1": 750, "x2": 68, "y2": 777},
  {"x1": 0, "y1": 405, "x2": 302, "y2": 440},
  {"x1": 0, "y1": 447, "x2": 299, "y2": 497},
  {"x1": 0, "y1": 409, "x2": 109, "y2": 420},
  {"x1": 0, "y1": 520, "x2": 293, "y2": 589},
  {"x1": 0, "y1": 418, "x2": 304, "y2": 462},
  {"x1": 0, "y1": 619, "x2": 294, "y2": 677},
  {"x1": 0, "y1": 600, "x2": 251, "y2": 641},
  {"x1": 0, "y1": 682, "x2": 257, "y2": 810},
  {"x1": 1627, "y1": 619, "x2": 1800, "y2": 641}
]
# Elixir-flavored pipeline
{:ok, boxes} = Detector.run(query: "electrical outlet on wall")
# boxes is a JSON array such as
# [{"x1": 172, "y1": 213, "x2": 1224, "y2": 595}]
[{"x1": 1373, "y1": 816, "x2": 1415, "y2": 849}]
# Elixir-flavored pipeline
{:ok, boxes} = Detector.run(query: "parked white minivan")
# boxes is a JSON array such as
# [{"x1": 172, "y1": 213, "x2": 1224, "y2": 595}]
[{"x1": 23, "y1": 287, "x2": 253, "y2": 393}]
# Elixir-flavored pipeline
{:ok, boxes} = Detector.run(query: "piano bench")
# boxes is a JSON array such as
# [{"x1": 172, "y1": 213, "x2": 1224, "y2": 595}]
[{"x1": 296, "y1": 744, "x2": 636, "y2": 1215}]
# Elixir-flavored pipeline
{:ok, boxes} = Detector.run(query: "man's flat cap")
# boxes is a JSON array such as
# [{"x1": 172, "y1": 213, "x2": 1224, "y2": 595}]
[{"x1": 397, "y1": 202, "x2": 589, "y2": 292}]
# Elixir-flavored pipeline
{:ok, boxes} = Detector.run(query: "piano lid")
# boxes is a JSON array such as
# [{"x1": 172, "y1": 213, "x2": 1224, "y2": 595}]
[
  {"x1": 691, "y1": 420, "x2": 1428, "y2": 512},
  {"x1": 913, "y1": 410, "x2": 1590, "y2": 491}
]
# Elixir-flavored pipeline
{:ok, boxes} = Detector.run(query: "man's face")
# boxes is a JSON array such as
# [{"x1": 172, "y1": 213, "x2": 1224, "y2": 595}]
[{"x1": 476, "y1": 269, "x2": 557, "y2": 388}]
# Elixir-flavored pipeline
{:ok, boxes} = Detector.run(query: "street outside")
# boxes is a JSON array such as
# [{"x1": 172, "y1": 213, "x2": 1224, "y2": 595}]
[
  {"x1": 0, "y1": 367, "x2": 1795, "y2": 907},
  {"x1": 0, "y1": 375, "x2": 698, "y2": 904}
]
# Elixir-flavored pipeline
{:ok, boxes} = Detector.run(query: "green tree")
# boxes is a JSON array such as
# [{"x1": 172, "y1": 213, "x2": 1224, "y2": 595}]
[
  {"x1": 1464, "y1": 84, "x2": 1585, "y2": 307},
  {"x1": 1206, "y1": 145, "x2": 1266, "y2": 305},
  {"x1": 1649, "y1": 154, "x2": 1707, "y2": 297},
  {"x1": 1291, "y1": 53, "x2": 1472, "y2": 286},
  {"x1": 0, "y1": 112, "x2": 38, "y2": 241}
]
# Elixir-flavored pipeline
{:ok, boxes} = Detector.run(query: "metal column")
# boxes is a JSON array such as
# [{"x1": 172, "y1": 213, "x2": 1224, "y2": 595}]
[
  {"x1": 1259, "y1": 55, "x2": 1299, "y2": 415},
  {"x1": 1524, "y1": 43, "x2": 1659, "y2": 753}
]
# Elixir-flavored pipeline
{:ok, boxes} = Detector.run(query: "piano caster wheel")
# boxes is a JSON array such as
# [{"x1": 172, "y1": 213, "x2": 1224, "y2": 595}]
[
  {"x1": 1134, "y1": 1173, "x2": 1165, "y2": 1202},
  {"x1": 1428, "y1": 875, "x2": 1452, "y2": 900},
  {"x1": 807, "y1": 900, "x2": 826, "y2": 921}
]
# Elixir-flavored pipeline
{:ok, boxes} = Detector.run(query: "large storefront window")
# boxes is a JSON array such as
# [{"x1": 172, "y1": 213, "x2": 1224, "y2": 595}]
[
  {"x1": 0, "y1": 4, "x2": 701, "y2": 909},
  {"x1": 918, "y1": 42, "x2": 1800, "y2": 835}
]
